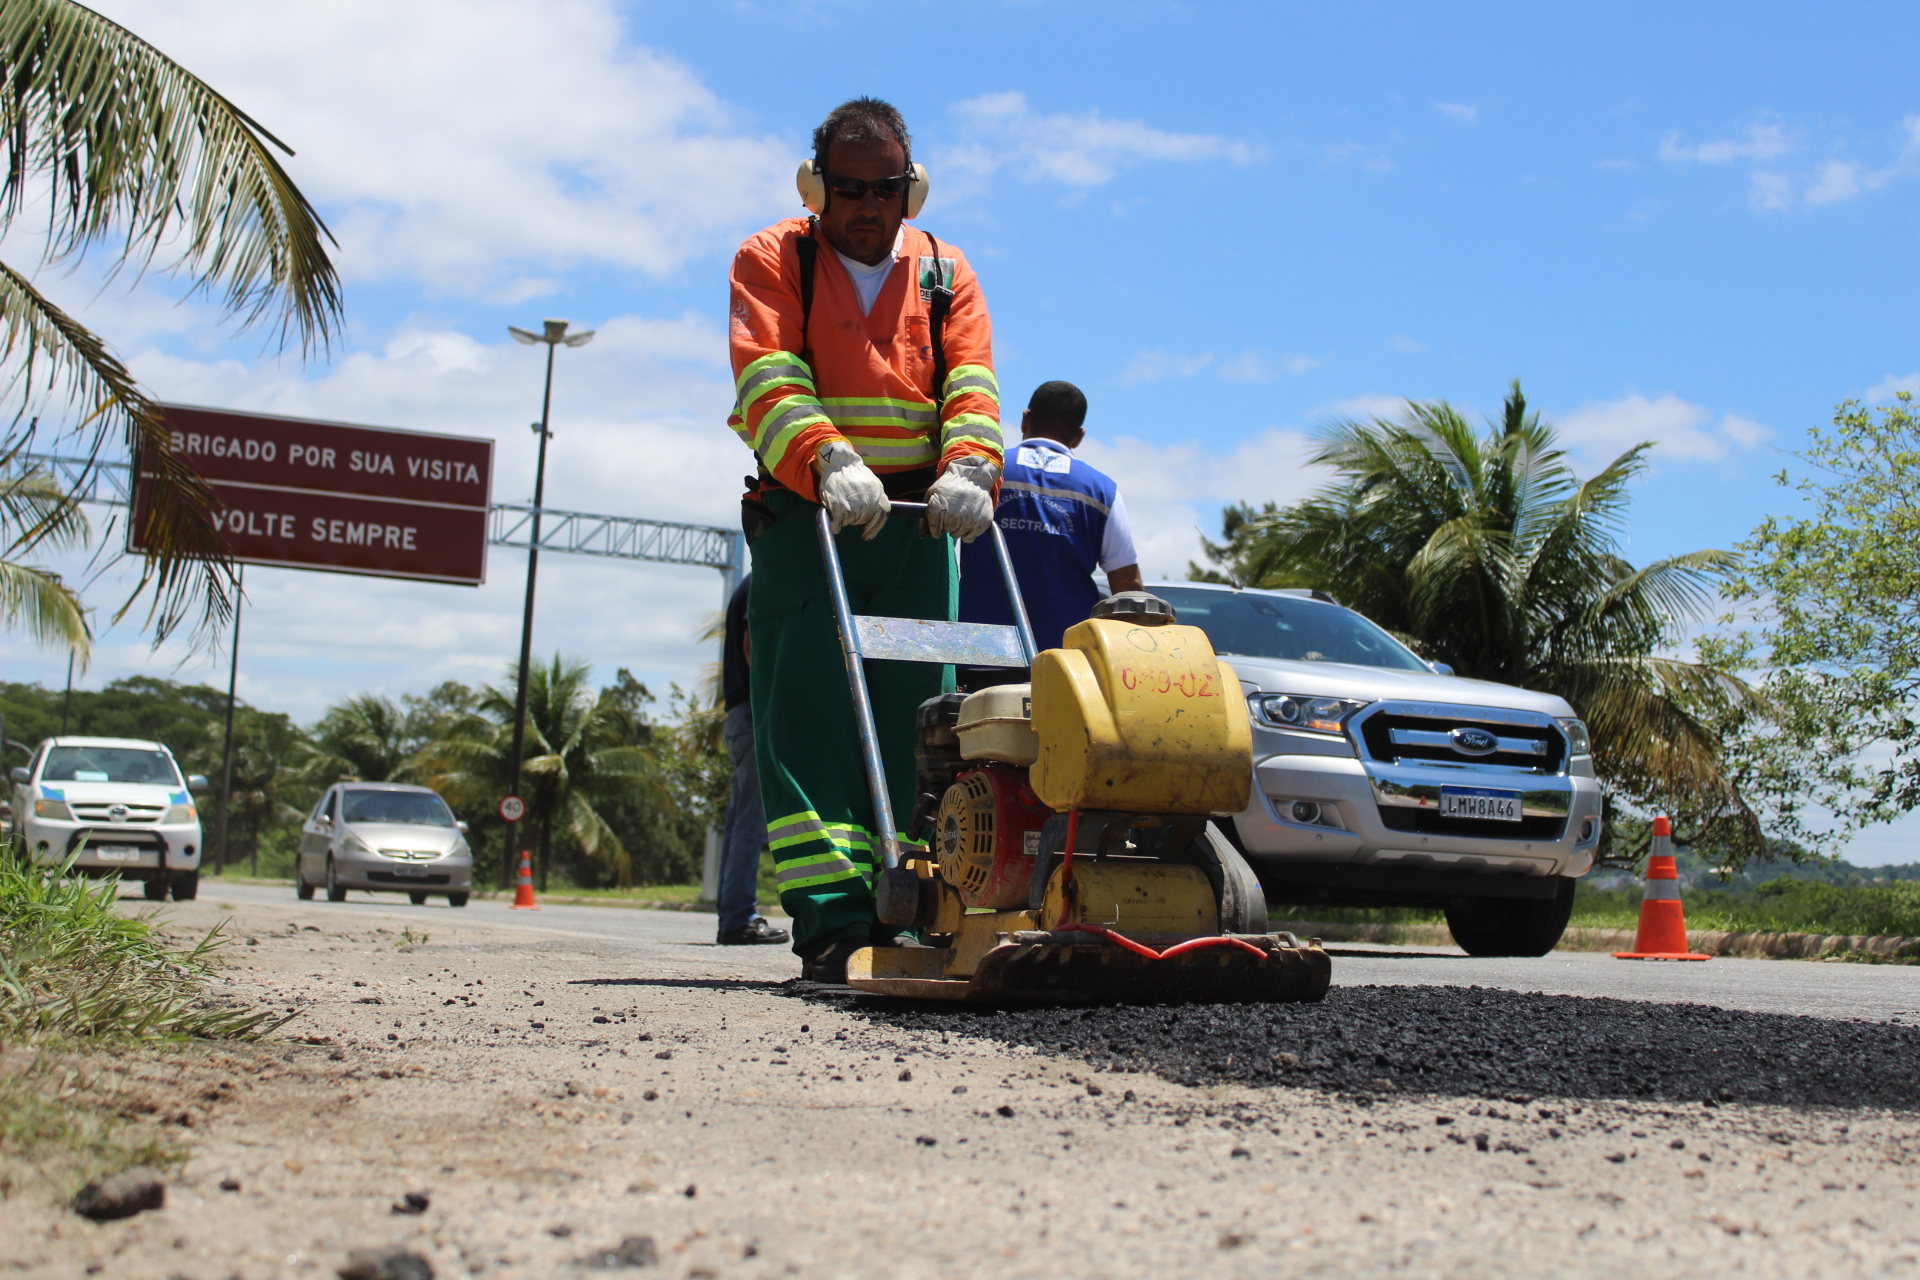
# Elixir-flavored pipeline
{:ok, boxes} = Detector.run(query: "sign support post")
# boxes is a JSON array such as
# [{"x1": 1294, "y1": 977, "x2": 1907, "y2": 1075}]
[{"x1": 215, "y1": 565, "x2": 244, "y2": 877}]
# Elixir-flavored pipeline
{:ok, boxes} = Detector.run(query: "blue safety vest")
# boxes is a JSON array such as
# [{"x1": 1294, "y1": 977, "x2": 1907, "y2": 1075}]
[{"x1": 959, "y1": 438, "x2": 1118, "y2": 653}]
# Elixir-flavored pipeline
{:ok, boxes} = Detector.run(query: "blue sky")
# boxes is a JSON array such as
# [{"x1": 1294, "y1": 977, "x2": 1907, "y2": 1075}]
[{"x1": 7, "y1": 1, "x2": 1920, "y2": 860}]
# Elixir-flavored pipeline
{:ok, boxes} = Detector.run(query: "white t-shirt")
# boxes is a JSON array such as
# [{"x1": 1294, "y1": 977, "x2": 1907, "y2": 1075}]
[{"x1": 835, "y1": 228, "x2": 903, "y2": 315}]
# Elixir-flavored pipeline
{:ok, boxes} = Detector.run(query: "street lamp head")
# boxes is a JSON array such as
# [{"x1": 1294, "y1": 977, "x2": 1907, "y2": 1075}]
[
  {"x1": 562, "y1": 330, "x2": 596, "y2": 348},
  {"x1": 508, "y1": 326, "x2": 542, "y2": 345},
  {"x1": 542, "y1": 318, "x2": 570, "y2": 344}
]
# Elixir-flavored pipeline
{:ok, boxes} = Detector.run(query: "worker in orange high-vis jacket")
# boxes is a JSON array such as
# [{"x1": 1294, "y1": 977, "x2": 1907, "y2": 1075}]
[{"x1": 727, "y1": 96, "x2": 1002, "y2": 982}]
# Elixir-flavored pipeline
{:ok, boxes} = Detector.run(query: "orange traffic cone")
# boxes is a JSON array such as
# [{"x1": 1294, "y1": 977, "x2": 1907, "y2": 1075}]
[
  {"x1": 510, "y1": 849, "x2": 539, "y2": 910},
  {"x1": 1613, "y1": 815, "x2": 1707, "y2": 960}
]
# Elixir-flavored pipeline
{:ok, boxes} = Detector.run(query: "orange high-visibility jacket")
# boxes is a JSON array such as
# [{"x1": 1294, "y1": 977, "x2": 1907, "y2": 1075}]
[{"x1": 728, "y1": 217, "x2": 1001, "y2": 503}]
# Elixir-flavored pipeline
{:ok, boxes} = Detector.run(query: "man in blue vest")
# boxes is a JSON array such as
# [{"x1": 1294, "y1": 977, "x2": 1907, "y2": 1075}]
[{"x1": 959, "y1": 380, "x2": 1142, "y2": 652}]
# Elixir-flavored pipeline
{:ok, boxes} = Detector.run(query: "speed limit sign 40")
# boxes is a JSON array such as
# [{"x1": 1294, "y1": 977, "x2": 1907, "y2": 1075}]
[{"x1": 498, "y1": 795, "x2": 526, "y2": 823}]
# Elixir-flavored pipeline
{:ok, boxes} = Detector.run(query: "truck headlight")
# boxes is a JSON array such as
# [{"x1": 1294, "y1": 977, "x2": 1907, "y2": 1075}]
[
  {"x1": 1557, "y1": 717, "x2": 1592, "y2": 758},
  {"x1": 164, "y1": 804, "x2": 197, "y2": 825},
  {"x1": 1249, "y1": 693, "x2": 1368, "y2": 735},
  {"x1": 34, "y1": 798, "x2": 74, "y2": 821}
]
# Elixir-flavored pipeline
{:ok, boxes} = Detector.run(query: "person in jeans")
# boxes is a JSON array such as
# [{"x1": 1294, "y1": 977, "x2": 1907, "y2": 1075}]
[{"x1": 716, "y1": 572, "x2": 789, "y2": 946}]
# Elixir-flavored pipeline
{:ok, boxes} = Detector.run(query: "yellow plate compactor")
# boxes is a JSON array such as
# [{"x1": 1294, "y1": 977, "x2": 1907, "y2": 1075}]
[{"x1": 814, "y1": 501, "x2": 1331, "y2": 1005}]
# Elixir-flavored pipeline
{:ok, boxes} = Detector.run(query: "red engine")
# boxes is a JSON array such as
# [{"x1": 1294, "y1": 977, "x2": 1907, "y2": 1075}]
[{"x1": 933, "y1": 766, "x2": 1050, "y2": 909}]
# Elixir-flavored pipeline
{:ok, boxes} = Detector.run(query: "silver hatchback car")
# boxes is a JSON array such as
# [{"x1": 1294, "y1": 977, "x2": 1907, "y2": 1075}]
[{"x1": 296, "y1": 782, "x2": 474, "y2": 906}]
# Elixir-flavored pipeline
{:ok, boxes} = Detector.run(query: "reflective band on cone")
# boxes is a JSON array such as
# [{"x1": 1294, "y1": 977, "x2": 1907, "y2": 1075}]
[
  {"x1": 510, "y1": 849, "x2": 539, "y2": 911},
  {"x1": 1613, "y1": 815, "x2": 1707, "y2": 960}
]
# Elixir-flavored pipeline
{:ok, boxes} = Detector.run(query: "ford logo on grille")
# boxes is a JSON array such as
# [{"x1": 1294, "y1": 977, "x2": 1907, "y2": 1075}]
[
  {"x1": 1448, "y1": 727, "x2": 1499, "y2": 756},
  {"x1": 107, "y1": 804, "x2": 130, "y2": 823}
]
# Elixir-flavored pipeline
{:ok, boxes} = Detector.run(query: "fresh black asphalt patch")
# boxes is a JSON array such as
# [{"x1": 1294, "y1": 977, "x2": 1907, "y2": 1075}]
[{"x1": 819, "y1": 983, "x2": 1920, "y2": 1110}]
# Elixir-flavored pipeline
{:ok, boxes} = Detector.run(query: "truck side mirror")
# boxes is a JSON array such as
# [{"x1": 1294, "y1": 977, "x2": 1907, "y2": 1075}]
[
  {"x1": 456, "y1": 820, "x2": 470, "y2": 834},
  {"x1": 187, "y1": 774, "x2": 209, "y2": 792},
  {"x1": 9, "y1": 767, "x2": 27, "y2": 784},
  {"x1": 1426, "y1": 660, "x2": 1455, "y2": 676}
]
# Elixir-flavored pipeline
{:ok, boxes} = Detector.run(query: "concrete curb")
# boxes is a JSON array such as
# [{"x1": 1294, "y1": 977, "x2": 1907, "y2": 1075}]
[{"x1": 1271, "y1": 918, "x2": 1920, "y2": 962}]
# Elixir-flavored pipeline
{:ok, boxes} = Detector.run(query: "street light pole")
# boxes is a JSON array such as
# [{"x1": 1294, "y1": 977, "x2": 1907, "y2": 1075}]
[{"x1": 503, "y1": 318, "x2": 593, "y2": 891}]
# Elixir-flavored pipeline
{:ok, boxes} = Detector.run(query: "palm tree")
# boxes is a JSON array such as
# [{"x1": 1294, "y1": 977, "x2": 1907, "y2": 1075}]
[
  {"x1": 0, "y1": 1, "x2": 341, "y2": 647},
  {"x1": 0, "y1": 440, "x2": 88, "y2": 654},
  {"x1": 300, "y1": 694, "x2": 412, "y2": 786},
  {"x1": 1197, "y1": 381, "x2": 1760, "y2": 857},
  {"x1": 416, "y1": 656, "x2": 669, "y2": 890}
]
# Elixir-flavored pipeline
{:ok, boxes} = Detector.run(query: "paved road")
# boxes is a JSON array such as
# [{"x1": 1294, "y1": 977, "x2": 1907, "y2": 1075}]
[{"x1": 167, "y1": 880, "x2": 1920, "y2": 1023}]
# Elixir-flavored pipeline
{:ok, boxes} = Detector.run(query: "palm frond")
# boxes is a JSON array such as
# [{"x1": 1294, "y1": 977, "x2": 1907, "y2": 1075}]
[
  {"x1": 0, "y1": 552, "x2": 83, "y2": 649},
  {"x1": 0, "y1": 255, "x2": 232, "y2": 644},
  {"x1": 0, "y1": 0, "x2": 340, "y2": 349}
]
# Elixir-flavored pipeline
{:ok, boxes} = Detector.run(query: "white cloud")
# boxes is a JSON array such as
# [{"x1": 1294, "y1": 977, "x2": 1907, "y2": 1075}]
[
  {"x1": 941, "y1": 92, "x2": 1262, "y2": 191},
  {"x1": 1556, "y1": 393, "x2": 1769, "y2": 462},
  {"x1": 1216, "y1": 352, "x2": 1326, "y2": 382},
  {"x1": 1435, "y1": 102, "x2": 1478, "y2": 124},
  {"x1": 1324, "y1": 394, "x2": 1408, "y2": 420},
  {"x1": 1660, "y1": 114, "x2": 1920, "y2": 213},
  {"x1": 1121, "y1": 350, "x2": 1216, "y2": 384},
  {"x1": 1323, "y1": 140, "x2": 1394, "y2": 174},
  {"x1": 1077, "y1": 429, "x2": 1325, "y2": 578},
  {"x1": 1658, "y1": 123, "x2": 1791, "y2": 165},
  {"x1": 91, "y1": 0, "x2": 793, "y2": 295},
  {"x1": 1862, "y1": 371, "x2": 1920, "y2": 403}
]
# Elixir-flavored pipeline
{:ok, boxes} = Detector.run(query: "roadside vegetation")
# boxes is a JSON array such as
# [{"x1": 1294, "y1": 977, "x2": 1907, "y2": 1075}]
[
  {"x1": 0, "y1": 839, "x2": 279, "y2": 1197},
  {"x1": 1, "y1": 656, "x2": 724, "y2": 891}
]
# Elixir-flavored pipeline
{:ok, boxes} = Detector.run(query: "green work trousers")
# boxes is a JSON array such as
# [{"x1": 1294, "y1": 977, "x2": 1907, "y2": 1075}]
[{"x1": 747, "y1": 489, "x2": 954, "y2": 955}]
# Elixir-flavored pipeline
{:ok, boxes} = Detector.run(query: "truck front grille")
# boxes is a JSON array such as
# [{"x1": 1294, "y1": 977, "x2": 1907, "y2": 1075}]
[
  {"x1": 1359, "y1": 709, "x2": 1565, "y2": 774},
  {"x1": 69, "y1": 803, "x2": 165, "y2": 824}
]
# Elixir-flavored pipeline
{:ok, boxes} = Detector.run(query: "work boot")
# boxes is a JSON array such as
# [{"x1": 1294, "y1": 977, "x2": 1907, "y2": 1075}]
[
  {"x1": 717, "y1": 916, "x2": 790, "y2": 946},
  {"x1": 798, "y1": 936, "x2": 868, "y2": 984}
]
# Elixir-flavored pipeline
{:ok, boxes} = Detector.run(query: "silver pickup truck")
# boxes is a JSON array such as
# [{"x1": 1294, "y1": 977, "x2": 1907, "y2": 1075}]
[{"x1": 1148, "y1": 583, "x2": 1603, "y2": 955}]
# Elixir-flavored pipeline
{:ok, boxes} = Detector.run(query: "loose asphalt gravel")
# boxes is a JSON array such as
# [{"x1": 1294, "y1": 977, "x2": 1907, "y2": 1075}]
[{"x1": 836, "y1": 983, "x2": 1920, "y2": 1109}]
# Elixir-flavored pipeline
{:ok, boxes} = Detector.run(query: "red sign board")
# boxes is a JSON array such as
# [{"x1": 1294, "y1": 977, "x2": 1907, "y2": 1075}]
[{"x1": 131, "y1": 404, "x2": 495, "y2": 585}]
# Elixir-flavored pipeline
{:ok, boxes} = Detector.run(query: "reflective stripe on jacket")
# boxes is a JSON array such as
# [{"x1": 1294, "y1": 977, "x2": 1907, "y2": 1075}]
[{"x1": 727, "y1": 217, "x2": 1002, "y2": 502}]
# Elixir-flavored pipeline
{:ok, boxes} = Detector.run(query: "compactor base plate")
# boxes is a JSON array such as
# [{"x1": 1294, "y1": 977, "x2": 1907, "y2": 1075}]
[{"x1": 845, "y1": 934, "x2": 1331, "y2": 1006}]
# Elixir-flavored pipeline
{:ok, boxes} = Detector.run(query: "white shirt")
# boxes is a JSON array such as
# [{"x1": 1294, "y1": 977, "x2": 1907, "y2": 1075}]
[{"x1": 835, "y1": 228, "x2": 904, "y2": 315}]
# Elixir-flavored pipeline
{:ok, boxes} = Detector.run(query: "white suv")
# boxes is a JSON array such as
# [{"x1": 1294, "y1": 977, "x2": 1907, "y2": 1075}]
[
  {"x1": 1149, "y1": 584, "x2": 1604, "y2": 956},
  {"x1": 9, "y1": 736, "x2": 208, "y2": 901}
]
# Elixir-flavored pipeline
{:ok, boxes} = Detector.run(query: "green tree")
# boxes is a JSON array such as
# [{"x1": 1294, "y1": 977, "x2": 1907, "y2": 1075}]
[
  {"x1": 0, "y1": 1, "x2": 340, "y2": 647},
  {"x1": 1723, "y1": 392, "x2": 1920, "y2": 841},
  {"x1": 1193, "y1": 381, "x2": 1761, "y2": 861},
  {"x1": 416, "y1": 656, "x2": 668, "y2": 890},
  {"x1": 299, "y1": 693, "x2": 412, "y2": 785}
]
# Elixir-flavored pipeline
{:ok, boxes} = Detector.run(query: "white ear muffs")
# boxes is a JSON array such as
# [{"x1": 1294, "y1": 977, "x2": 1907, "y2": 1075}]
[{"x1": 795, "y1": 159, "x2": 932, "y2": 218}]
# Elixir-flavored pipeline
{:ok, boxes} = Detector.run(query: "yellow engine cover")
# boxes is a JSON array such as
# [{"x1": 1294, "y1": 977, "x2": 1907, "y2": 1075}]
[
  {"x1": 1029, "y1": 618, "x2": 1252, "y2": 815},
  {"x1": 1041, "y1": 862, "x2": 1217, "y2": 934}
]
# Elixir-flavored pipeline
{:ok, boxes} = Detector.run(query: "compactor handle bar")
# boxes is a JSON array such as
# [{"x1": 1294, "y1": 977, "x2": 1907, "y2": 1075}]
[{"x1": 815, "y1": 500, "x2": 1036, "y2": 871}]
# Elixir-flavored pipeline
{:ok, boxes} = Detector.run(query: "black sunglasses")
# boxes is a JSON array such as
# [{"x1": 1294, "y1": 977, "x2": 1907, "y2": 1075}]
[{"x1": 825, "y1": 171, "x2": 913, "y2": 201}]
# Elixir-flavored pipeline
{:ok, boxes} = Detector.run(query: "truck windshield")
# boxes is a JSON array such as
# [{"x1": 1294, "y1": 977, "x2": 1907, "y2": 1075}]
[
  {"x1": 42, "y1": 746, "x2": 183, "y2": 786},
  {"x1": 342, "y1": 790, "x2": 456, "y2": 827},
  {"x1": 1150, "y1": 587, "x2": 1429, "y2": 672}
]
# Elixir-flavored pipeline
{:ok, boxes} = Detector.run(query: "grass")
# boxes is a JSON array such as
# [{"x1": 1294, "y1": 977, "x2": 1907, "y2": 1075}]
[{"x1": 0, "y1": 842, "x2": 279, "y2": 1198}]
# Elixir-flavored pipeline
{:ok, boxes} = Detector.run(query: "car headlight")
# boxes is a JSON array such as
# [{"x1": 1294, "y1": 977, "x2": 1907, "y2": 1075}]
[
  {"x1": 1556, "y1": 717, "x2": 1592, "y2": 758},
  {"x1": 34, "y1": 798, "x2": 74, "y2": 821},
  {"x1": 164, "y1": 804, "x2": 197, "y2": 824},
  {"x1": 343, "y1": 832, "x2": 373, "y2": 854},
  {"x1": 1249, "y1": 693, "x2": 1369, "y2": 735}
]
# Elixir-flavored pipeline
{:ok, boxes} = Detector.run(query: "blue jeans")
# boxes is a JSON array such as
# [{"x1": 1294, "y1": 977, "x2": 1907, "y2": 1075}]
[{"x1": 718, "y1": 702, "x2": 766, "y2": 932}]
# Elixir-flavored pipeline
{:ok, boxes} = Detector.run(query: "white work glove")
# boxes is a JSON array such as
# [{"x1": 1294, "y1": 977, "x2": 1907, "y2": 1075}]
[
  {"x1": 924, "y1": 456, "x2": 1000, "y2": 543},
  {"x1": 815, "y1": 438, "x2": 890, "y2": 539}
]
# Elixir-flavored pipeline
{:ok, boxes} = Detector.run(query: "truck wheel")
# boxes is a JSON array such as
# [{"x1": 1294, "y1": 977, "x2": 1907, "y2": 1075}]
[
  {"x1": 296, "y1": 874, "x2": 314, "y2": 900},
  {"x1": 143, "y1": 876, "x2": 168, "y2": 901},
  {"x1": 447, "y1": 893, "x2": 469, "y2": 908},
  {"x1": 408, "y1": 891, "x2": 428, "y2": 905},
  {"x1": 1445, "y1": 877, "x2": 1577, "y2": 957},
  {"x1": 170, "y1": 870, "x2": 198, "y2": 901},
  {"x1": 325, "y1": 856, "x2": 347, "y2": 902}
]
